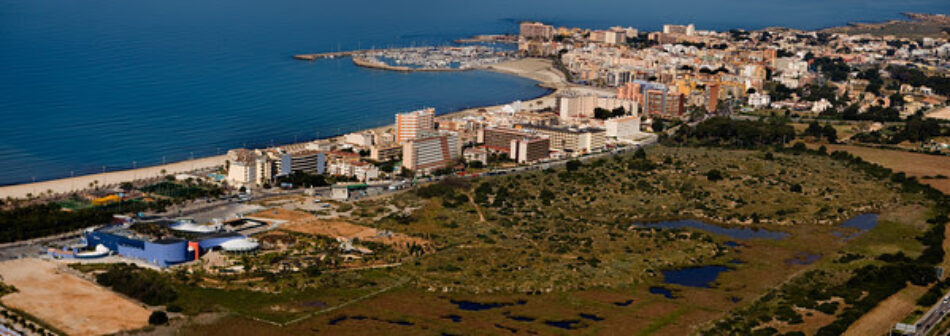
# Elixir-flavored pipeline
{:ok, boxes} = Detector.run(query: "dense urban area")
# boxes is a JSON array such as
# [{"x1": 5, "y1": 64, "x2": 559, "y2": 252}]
[{"x1": 0, "y1": 12, "x2": 950, "y2": 336}]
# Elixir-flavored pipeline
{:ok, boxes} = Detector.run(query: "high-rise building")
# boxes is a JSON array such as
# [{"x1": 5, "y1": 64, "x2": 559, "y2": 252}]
[
  {"x1": 289, "y1": 150, "x2": 326, "y2": 175},
  {"x1": 402, "y1": 132, "x2": 459, "y2": 172},
  {"x1": 395, "y1": 108, "x2": 435, "y2": 144},
  {"x1": 706, "y1": 82, "x2": 720, "y2": 113},
  {"x1": 645, "y1": 90, "x2": 685, "y2": 118},
  {"x1": 509, "y1": 137, "x2": 550, "y2": 163},
  {"x1": 519, "y1": 22, "x2": 554, "y2": 41}
]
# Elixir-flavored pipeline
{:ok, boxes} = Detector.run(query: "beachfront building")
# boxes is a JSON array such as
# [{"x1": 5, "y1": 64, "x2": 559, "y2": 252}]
[
  {"x1": 289, "y1": 150, "x2": 326, "y2": 175},
  {"x1": 519, "y1": 22, "x2": 554, "y2": 41},
  {"x1": 343, "y1": 131, "x2": 375, "y2": 147},
  {"x1": 226, "y1": 148, "x2": 292, "y2": 188},
  {"x1": 402, "y1": 132, "x2": 460, "y2": 173},
  {"x1": 605, "y1": 116, "x2": 642, "y2": 139},
  {"x1": 395, "y1": 108, "x2": 435, "y2": 144}
]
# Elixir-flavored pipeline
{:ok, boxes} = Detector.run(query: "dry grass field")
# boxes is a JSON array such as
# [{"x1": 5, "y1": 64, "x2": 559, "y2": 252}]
[
  {"x1": 844, "y1": 285, "x2": 930, "y2": 336},
  {"x1": 0, "y1": 258, "x2": 151, "y2": 336},
  {"x1": 825, "y1": 144, "x2": 950, "y2": 194}
]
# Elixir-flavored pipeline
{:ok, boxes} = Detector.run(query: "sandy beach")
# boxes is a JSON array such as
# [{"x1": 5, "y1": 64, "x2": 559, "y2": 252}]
[{"x1": 0, "y1": 58, "x2": 587, "y2": 200}]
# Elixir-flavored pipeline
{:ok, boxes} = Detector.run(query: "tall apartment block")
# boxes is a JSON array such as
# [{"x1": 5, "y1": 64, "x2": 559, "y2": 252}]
[{"x1": 395, "y1": 108, "x2": 435, "y2": 144}]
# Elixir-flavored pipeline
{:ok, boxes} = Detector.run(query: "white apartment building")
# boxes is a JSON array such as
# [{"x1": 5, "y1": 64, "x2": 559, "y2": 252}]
[
  {"x1": 343, "y1": 132, "x2": 375, "y2": 147},
  {"x1": 605, "y1": 115, "x2": 642, "y2": 138},
  {"x1": 748, "y1": 93, "x2": 772, "y2": 108}
]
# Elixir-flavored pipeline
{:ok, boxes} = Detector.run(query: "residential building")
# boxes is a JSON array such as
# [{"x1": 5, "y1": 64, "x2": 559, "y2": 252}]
[
  {"x1": 509, "y1": 137, "x2": 551, "y2": 163},
  {"x1": 605, "y1": 116, "x2": 642, "y2": 138},
  {"x1": 519, "y1": 22, "x2": 554, "y2": 41},
  {"x1": 644, "y1": 89, "x2": 685, "y2": 118},
  {"x1": 402, "y1": 132, "x2": 460, "y2": 172},
  {"x1": 343, "y1": 132, "x2": 375, "y2": 147},
  {"x1": 290, "y1": 150, "x2": 326, "y2": 175},
  {"x1": 662, "y1": 24, "x2": 695, "y2": 36},
  {"x1": 748, "y1": 93, "x2": 771, "y2": 107},
  {"x1": 516, "y1": 124, "x2": 605, "y2": 154},
  {"x1": 479, "y1": 127, "x2": 535, "y2": 152},
  {"x1": 559, "y1": 95, "x2": 638, "y2": 120},
  {"x1": 395, "y1": 108, "x2": 435, "y2": 144},
  {"x1": 370, "y1": 143, "x2": 402, "y2": 161}
]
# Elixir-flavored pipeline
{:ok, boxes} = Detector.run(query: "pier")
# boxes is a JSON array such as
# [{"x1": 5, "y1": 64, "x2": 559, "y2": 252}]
[{"x1": 292, "y1": 50, "x2": 369, "y2": 61}]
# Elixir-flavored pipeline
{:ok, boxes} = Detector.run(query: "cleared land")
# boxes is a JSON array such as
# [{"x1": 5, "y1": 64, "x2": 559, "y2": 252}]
[
  {"x1": 825, "y1": 144, "x2": 950, "y2": 194},
  {"x1": 0, "y1": 258, "x2": 151, "y2": 335}
]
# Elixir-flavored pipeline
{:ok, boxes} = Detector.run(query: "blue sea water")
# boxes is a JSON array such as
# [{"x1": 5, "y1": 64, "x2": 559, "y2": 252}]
[{"x1": 1, "y1": 0, "x2": 947, "y2": 185}]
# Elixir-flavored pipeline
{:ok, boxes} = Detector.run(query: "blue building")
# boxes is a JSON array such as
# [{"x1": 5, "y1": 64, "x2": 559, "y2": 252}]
[{"x1": 85, "y1": 226, "x2": 193, "y2": 267}]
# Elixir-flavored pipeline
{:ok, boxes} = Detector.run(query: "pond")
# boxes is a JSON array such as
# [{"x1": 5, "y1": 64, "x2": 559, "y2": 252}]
[
  {"x1": 662, "y1": 265, "x2": 731, "y2": 288},
  {"x1": 649, "y1": 286, "x2": 674, "y2": 298},
  {"x1": 832, "y1": 214, "x2": 878, "y2": 240},
  {"x1": 450, "y1": 299, "x2": 525, "y2": 311},
  {"x1": 633, "y1": 220, "x2": 790, "y2": 240}
]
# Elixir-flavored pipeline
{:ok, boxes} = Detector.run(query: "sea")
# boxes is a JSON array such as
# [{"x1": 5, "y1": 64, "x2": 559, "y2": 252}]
[{"x1": 1, "y1": 0, "x2": 947, "y2": 185}]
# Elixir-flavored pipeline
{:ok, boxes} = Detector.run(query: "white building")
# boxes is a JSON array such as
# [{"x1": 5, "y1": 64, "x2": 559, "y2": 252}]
[
  {"x1": 748, "y1": 92, "x2": 772, "y2": 108},
  {"x1": 343, "y1": 132, "x2": 375, "y2": 147},
  {"x1": 811, "y1": 98, "x2": 833, "y2": 113},
  {"x1": 559, "y1": 95, "x2": 638, "y2": 121},
  {"x1": 605, "y1": 116, "x2": 642, "y2": 138}
]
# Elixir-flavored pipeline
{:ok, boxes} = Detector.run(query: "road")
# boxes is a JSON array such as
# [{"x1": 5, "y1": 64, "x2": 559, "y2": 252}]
[{"x1": 911, "y1": 291, "x2": 950, "y2": 336}]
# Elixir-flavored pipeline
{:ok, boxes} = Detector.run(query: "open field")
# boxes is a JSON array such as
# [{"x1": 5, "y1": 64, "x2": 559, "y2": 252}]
[
  {"x1": 824, "y1": 144, "x2": 950, "y2": 194},
  {"x1": 0, "y1": 258, "x2": 151, "y2": 335}
]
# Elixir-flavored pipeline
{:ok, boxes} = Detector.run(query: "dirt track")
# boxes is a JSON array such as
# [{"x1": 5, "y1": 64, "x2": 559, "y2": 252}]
[{"x1": 0, "y1": 259, "x2": 151, "y2": 336}]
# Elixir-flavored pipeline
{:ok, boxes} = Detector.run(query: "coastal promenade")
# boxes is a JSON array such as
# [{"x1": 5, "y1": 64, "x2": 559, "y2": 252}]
[
  {"x1": 0, "y1": 58, "x2": 584, "y2": 201},
  {"x1": 0, "y1": 155, "x2": 225, "y2": 199}
]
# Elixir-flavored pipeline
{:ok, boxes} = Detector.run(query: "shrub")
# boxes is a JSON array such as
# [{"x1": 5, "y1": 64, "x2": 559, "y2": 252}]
[
  {"x1": 148, "y1": 311, "x2": 168, "y2": 325},
  {"x1": 706, "y1": 169, "x2": 724, "y2": 181}
]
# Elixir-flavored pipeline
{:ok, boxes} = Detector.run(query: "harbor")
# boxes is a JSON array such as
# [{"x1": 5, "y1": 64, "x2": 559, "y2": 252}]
[{"x1": 296, "y1": 45, "x2": 516, "y2": 72}]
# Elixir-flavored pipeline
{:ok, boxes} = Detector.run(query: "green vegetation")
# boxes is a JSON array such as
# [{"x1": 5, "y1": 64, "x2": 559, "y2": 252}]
[
  {"x1": 706, "y1": 147, "x2": 949, "y2": 335},
  {"x1": 141, "y1": 181, "x2": 223, "y2": 199},
  {"x1": 668, "y1": 117, "x2": 795, "y2": 148},
  {"x1": 96, "y1": 263, "x2": 178, "y2": 306},
  {"x1": 0, "y1": 200, "x2": 166, "y2": 243}
]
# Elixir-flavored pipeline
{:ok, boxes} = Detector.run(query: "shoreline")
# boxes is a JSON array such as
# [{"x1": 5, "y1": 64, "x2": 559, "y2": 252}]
[{"x1": 0, "y1": 58, "x2": 571, "y2": 200}]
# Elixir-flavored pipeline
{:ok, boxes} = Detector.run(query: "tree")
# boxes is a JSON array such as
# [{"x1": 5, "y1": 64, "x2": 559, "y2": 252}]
[
  {"x1": 705, "y1": 169, "x2": 724, "y2": 181},
  {"x1": 120, "y1": 182, "x2": 134, "y2": 192},
  {"x1": 634, "y1": 148, "x2": 647, "y2": 160},
  {"x1": 468, "y1": 161, "x2": 484, "y2": 169},
  {"x1": 804, "y1": 121, "x2": 823, "y2": 138},
  {"x1": 822, "y1": 124, "x2": 838, "y2": 143},
  {"x1": 565, "y1": 160, "x2": 582, "y2": 172},
  {"x1": 149, "y1": 311, "x2": 168, "y2": 325}
]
